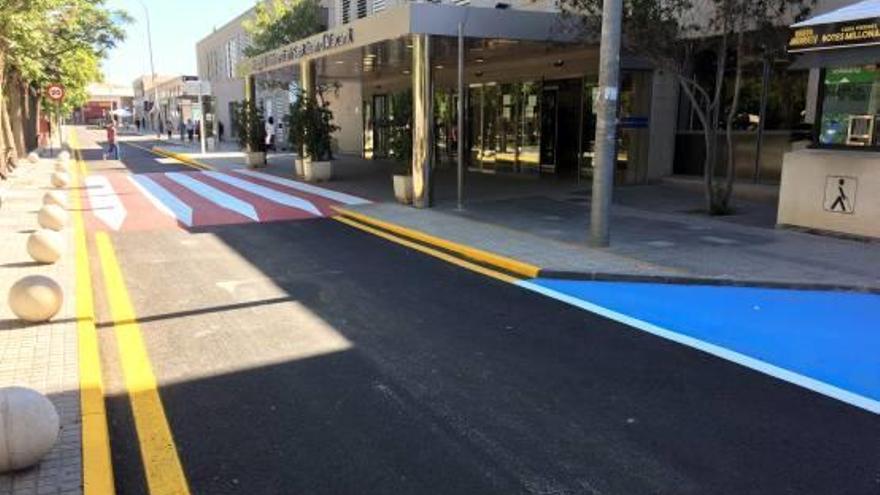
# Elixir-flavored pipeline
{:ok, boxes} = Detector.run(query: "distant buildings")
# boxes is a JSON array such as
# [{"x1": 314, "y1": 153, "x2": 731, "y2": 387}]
[{"x1": 73, "y1": 83, "x2": 134, "y2": 125}]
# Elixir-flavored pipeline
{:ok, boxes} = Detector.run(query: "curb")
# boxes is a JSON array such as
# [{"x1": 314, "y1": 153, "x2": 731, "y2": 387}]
[
  {"x1": 539, "y1": 270, "x2": 880, "y2": 295},
  {"x1": 150, "y1": 146, "x2": 213, "y2": 170},
  {"x1": 333, "y1": 207, "x2": 879, "y2": 294},
  {"x1": 332, "y1": 207, "x2": 541, "y2": 279}
]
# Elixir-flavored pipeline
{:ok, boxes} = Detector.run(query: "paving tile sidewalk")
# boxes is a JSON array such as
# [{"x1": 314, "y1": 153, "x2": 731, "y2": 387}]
[{"x1": 0, "y1": 156, "x2": 82, "y2": 494}]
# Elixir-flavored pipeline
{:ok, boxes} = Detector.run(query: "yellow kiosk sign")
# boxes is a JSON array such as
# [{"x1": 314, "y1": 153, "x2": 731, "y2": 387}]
[{"x1": 789, "y1": 20, "x2": 880, "y2": 52}]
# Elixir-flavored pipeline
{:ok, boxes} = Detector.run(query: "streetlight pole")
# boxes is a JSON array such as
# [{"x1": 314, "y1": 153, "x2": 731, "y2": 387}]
[
  {"x1": 138, "y1": 0, "x2": 159, "y2": 134},
  {"x1": 589, "y1": 0, "x2": 623, "y2": 247}
]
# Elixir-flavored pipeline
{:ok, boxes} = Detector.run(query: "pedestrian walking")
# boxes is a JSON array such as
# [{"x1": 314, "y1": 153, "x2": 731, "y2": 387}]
[
  {"x1": 265, "y1": 116, "x2": 275, "y2": 151},
  {"x1": 186, "y1": 119, "x2": 195, "y2": 143},
  {"x1": 218, "y1": 121, "x2": 225, "y2": 143},
  {"x1": 104, "y1": 120, "x2": 119, "y2": 160},
  {"x1": 166, "y1": 120, "x2": 173, "y2": 140}
]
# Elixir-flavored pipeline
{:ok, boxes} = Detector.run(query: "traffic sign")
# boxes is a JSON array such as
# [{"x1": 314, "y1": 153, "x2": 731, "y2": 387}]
[{"x1": 46, "y1": 84, "x2": 65, "y2": 102}]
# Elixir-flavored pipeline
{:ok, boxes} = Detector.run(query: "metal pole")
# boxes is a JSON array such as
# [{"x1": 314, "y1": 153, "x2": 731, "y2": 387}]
[
  {"x1": 199, "y1": 82, "x2": 207, "y2": 154},
  {"x1": 139, "y1": 0, "x2": 159, "y2": 133},
  {"x1": 457, "y1": 22, "x2": 464, "y2": 211},
  {"x1": 753, "y1": 57, "x2": 770, "y2": 184},
  {"x1": 589, "y1": 0, "x2": 622, "y2": 247}
]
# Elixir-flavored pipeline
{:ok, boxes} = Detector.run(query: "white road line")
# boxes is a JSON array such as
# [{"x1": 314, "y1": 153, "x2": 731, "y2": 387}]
[
  {"x1": 166, "y1": 172, "x2": 259, "y2": 221},
  {"x1": 85, "y1": 175, "x2": 127, "y2": 231},
  {"x1": 233, "y1": 169, "x2": 370, "y2": 205},
  {"x1": 517, "y1": 280, "x2": 880, "y2": 415},
  {"x1": 128, "y1": 175, "x2": 193, "y2": 226},
  {"x1": 204, "y1": 171, "x2": 322, "y2": 216}
]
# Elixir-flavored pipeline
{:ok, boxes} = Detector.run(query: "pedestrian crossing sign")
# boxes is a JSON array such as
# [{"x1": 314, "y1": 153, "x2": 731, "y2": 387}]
[{"x1": 823, "y1": 176, "x2": 857, "y2": 214}]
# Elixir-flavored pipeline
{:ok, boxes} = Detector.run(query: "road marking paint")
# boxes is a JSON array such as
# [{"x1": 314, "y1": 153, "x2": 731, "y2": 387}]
[
  {"x1": 95, "y1": 232, "x2": 191, "y2": 494},
  {"x1": 334, "y1": 207, "x2": 541, "y2": 279},
  {"x1": 70, "y1": 131, "x2": 116, "y2": 495},
  {"x1": 234, "y1": 169, "x2": 370, "y2": 205},
  {"x1": 203, "y1": 171, "x2": 323, "y2": 216},
  {"x1": 86, "y1": 175, "x2": 128, "y2": 231},
  {"x1": 122, "y1": 142, "x2": 206, "y2": 171},
  {"x1": 517, "y1": 280, "x2": 880, "y2": 415},
  {"x1": 130, "y1": 175, "x2": 194, "y2": 227},
  {"x1": 334, "y1": 216, "x2": 518, "y2": 284},
  {"x1": 166, "y1": 172, "x2": 259, "y2": 221}
]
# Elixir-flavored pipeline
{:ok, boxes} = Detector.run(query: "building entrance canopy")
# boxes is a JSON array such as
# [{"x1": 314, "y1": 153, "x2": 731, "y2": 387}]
[{"x1": 244, "y1": 3, "x2": 582, "y2": 80}]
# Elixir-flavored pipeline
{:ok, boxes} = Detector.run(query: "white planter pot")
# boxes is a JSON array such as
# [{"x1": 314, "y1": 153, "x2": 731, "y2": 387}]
[
  {"x1": 294, "y1": 158, "x2": 305, "y2": 178},
  {"x1": 245, "y1": 151, "x2": 266, "y2": 168},
  {"x1": 393, "y1": 174, "x2": 413, "y2": 204},
  {"x1": 304, "y1": 160, "x2": 332, "y2": 182}
]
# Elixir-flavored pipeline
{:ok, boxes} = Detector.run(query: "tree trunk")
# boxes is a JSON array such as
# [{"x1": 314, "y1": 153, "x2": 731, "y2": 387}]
[
  {"x1": 707, "y1": 35, "x2": 729, "y2": 214},
  {"x1": 24, "y1": 84, "x2": 39, "y2": 151},
  {"x1": 0, "y1": 50, "x2": 7, "y2": 178},
  {"x1": 6, "y1": 71, "x2": 26, "y2": 158},
  {"x1": 722, "y1": 34, "x2": 745, "y2": 211}
]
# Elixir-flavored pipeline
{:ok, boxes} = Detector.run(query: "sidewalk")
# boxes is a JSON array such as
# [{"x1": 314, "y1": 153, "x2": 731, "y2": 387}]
[
  {"x1": 0, "y1": 154, "x2": 82, "y2": 494},
  {"x1": 127, "y1": 143, "x2": 880, "y2": 291}
]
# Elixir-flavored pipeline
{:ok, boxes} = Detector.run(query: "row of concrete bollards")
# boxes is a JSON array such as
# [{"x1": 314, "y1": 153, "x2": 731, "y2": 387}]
[{"x1": 1, "y1": 149, "x2": 73, "y2": 473}]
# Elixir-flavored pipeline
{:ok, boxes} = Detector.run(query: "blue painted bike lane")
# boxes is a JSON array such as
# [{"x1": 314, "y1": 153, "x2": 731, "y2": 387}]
[{"x1": 519, "y1": 279, "x2": 880, "y2": 414}]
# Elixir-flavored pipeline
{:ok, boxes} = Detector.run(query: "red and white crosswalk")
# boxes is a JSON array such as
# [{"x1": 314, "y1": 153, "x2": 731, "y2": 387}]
[{"x1": 80, "y1": 169, "x2": 370, "y2": 232}]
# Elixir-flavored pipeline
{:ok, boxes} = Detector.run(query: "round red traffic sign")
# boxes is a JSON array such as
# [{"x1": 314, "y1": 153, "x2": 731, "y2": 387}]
[{"x1": 46, "y1": 84, "x2": 65, "y2": 102}]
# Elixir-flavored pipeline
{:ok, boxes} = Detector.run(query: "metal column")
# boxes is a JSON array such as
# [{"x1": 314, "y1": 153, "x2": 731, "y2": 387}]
[
  {"x1": 457, "y1": 23, "x2": 465, "y2": 211},
  {"x1": 412, "y1": 34, "x2": 434, "y2": 209}
]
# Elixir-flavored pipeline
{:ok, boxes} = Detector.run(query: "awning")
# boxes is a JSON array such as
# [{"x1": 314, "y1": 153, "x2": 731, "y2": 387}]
[
  {"x1": 792, "y1": 0, "x2": 880, "y2": 28},
  {"x1": 790, "y1": 45, "x2": 880, "y2": 68},
  {"x1": 788, "y1": 0, "x2": 880, "y2": 53}
]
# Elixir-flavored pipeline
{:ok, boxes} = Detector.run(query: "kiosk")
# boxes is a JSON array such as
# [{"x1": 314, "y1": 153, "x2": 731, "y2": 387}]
[{"x1": 780, "y1": 0, "x2": 880, "y2": 238}]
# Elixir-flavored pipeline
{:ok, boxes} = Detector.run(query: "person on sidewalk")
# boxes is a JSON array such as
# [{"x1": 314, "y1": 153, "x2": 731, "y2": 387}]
[
  {"x1": 265, "y1": 116, "x2": 275, "y2": 152},
  {"x1": 104, "y1": 120, "x2": 119, "y2": 160},
  {"x1": 186, "y1": 119, "x2": 195, "y2": 143},
  {"x1": 166, "y1": 120, "x2": 173, "y2": 140},
  {"x1": 218, "y1": 121, "x2": 224, "y2": 143}
]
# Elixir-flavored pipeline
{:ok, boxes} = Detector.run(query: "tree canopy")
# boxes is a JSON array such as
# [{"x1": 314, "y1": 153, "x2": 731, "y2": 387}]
[{"x1": 243, "y1": 0, "x2": 325, "y2": 57}]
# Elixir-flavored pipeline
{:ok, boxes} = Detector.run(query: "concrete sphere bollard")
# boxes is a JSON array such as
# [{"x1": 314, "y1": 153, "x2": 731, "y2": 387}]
[
  {"x1": 54, "y1": 160, "x2": 69, "y2": 173},
  {"x1": 27, "y1": 152, "x2": 40, "y2": 164},
  {"x1": 8, "y1": 275, "x2": 63, "y2": 323},
  {"x1": 50, "y1": 172, "x2": 70, "y2": 189},
  {"x1": 0, "y1": 387, "x2": 60, "y2": 473},
  {"x1": 43, "y1": 190, "x2": 68, "y2": 209},
  {"x1": 37, "y1": 205, "x2": 68, "y2": 231},
  {"x1": 57, "y1": 150, "x2": 70, "y2": 162},
  {"x1": 27, "y1": 230, "x2": 64, "y2": 264}
]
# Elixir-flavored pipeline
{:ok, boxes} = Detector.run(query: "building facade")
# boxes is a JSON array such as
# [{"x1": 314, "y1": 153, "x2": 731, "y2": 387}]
[
  {"x1": 196, "y1": 8, "x2": 255, "y2": 142},
  {"x1": 74, "y1": 83, "x2": 134, "y2": 125}
]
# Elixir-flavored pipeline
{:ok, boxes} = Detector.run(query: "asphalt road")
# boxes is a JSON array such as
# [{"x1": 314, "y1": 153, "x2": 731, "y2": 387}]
[{"x1": 79, "y1": 130, "x2": 880, "y2": 495}]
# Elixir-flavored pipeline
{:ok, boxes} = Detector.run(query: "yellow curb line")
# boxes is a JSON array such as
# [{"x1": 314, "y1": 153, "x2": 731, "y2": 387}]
[
  {"x1": 124, "y1": 141, "x2": 212, "y2": 171},
  {"x1": 333, "y1": 215, "x2": 519, "y2": 284},
  {"x1": 331, "y1": 206, "x2": 541, "y2": 279},
  {"x1": 70, "y1": 131, "x2": 116, "y2": 495},
  {"x1": 95, "y1": 232, "x2": 191, "y2": 495}
]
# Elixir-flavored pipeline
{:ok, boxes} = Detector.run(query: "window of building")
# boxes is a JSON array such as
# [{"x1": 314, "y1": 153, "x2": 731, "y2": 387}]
[
  {"x1": 818, "y1": 65, "x2": 880, "y2": 147},
  {"x1": 342, "y1": 0, "x2": 351, "y2": 24},
  {"x1": 357, "y1": 0, "x2": 367, "y2": 18}
]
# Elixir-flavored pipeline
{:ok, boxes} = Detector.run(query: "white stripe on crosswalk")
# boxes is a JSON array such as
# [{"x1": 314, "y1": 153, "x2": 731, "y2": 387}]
[
  {"x1": 233, "y1": 169, "x2": 370, "y2": 205},
  {"x1": 166, "y1": 172, "x2": 259, "y2": 221},
  {"x1": 204, "y1": 171, "x2": 322, "y2": 216},
  {"x1": 86, "y1": 175, "x2": 127, "y2": 231},
  {"x1": 129, "y1": 175, "x2": 193, "y2": 227}
]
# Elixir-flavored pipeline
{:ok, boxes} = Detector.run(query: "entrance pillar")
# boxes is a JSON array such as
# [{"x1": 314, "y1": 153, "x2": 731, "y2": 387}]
[
  {"x1": 300, "y1": 60, "x2": 316, "y2": 161},
  {"x1": 411, "y1": 34, "x2": 434, "y2": 208},
  {"x1": 300, "y1": 59, "x2": 315, "y2": 97}
]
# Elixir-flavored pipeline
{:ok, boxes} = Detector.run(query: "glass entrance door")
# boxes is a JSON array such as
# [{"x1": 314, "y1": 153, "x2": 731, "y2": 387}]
[{"x1": 539, "y1": 87, "x2": 559, "y2": 173}]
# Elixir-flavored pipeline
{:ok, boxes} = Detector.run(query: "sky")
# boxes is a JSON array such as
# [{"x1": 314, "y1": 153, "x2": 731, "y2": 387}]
[{"x1": 101, "y1": 0, "x2": 256, "y2": 86}]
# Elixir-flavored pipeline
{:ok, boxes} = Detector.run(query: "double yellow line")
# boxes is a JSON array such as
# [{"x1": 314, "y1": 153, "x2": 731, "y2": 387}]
[{"x1": 70, "y1": 132, "x2": 190, "y2": 495}]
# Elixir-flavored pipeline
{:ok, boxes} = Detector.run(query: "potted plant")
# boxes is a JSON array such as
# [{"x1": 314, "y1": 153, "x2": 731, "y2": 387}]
[
  {"x1": 288, "y1": 86, "x2": 339, "y2": 182},
  {"x1": 234, "y1": 101, "x2": 267, "y2": 168},
  {"x1": 387, "y1": 91, "x2": 413, "y2": 204}
]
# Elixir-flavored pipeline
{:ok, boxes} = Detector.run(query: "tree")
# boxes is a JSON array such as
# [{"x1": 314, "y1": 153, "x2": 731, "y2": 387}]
[
  {"x1": 0, "y1": 0, "x2": 127, "y2": 174},
  {"x1": 559, "y1": 0, "x2": 812, "y2": 214},
  {"x1": 243, "y1": 0, "x2": 325, "y2": 57}
]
